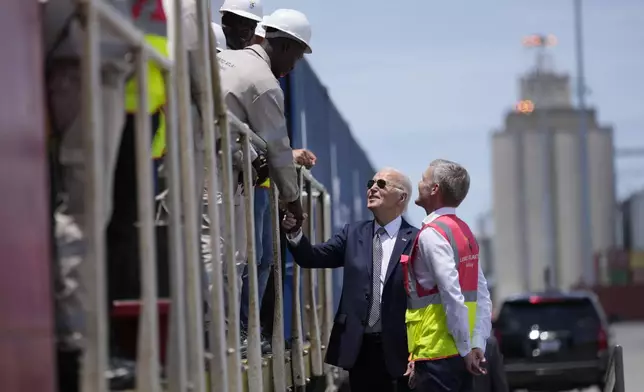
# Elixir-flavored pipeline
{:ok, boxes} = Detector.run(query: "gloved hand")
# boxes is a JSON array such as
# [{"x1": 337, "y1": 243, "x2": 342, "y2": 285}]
[{"x1": 252, "y1": 155, "x2": 269, "y2": 186}]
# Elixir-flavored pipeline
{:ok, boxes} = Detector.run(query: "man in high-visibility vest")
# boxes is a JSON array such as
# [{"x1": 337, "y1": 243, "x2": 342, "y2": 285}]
[
  {"x1": 149, "y1": 21, "x2": 227, "y2": 161},
  {"x1": 112, "y1": 0, "x2": 168, "y2": 227},
  {"x1": 402, "y1": 159, "x2": 493, "y2": 391}
]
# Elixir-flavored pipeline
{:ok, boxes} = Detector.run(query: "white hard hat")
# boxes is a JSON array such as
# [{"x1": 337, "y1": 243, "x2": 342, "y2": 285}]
[
  {"x1": 220, "y1": 0, "x2": 263, "y2": 23},
  {"x1": 254, "y1": 16, "x2": 267, "y2": 38},
  {"x1": 211, "y1": 22, "x2": 227, "y2": 52},
  {"x1": 262, "y1": 9, "x2": 312, "y2": 54}
]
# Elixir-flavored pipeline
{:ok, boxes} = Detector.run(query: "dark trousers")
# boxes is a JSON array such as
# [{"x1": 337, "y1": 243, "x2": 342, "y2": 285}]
[
  {"x1": 414, "y1": 356, "x2": 473, "y2": 392},
  {"x1": 349, "y1": 333, "x2": 410, "y2": 392}
]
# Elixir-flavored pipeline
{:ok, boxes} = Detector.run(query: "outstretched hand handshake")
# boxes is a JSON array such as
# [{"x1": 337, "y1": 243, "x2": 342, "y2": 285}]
[
  {"x1": 281, "y1": 201, "x2": 308, "y2": 234},
  {"x1": 293, "y1": 149, "x2": 317, "y2": 169}
]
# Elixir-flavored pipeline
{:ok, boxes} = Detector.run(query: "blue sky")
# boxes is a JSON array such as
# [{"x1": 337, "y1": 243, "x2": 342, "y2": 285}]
[{"x1": 222, "y1": 0, "x2": 644, "y2": 227}]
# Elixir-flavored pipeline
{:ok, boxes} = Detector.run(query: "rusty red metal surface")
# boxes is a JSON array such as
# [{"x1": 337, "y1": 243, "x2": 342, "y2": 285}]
[
  {"x1": 111, "y1": 300, "x2": 171, "y2": 364},
  {"x1": 0, "y1": 2, "x2": 56, "y2": 391},
  {"x1": 592, "y1": 285, "x2": 644, "y2": 321}
]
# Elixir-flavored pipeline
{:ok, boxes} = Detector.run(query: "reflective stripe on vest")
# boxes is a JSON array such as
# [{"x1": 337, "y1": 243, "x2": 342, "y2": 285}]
[
  {"x1": 402, "y1": 214, "x2": 480, "y2": 361},
  {"x1": 259, "y1": 178, "x2": 270, "y2": 188},
  {"x1": 151, "y1": 111, "x2": 166, "y2": 159},
  {"x1": 125, "y1": 0, "x2": 168, "y2": 114}
]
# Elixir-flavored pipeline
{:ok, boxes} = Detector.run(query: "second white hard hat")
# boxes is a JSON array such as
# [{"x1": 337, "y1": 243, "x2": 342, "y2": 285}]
[
  {"x1": 211, "y1": 22, "x2": 227, "y2": 52},
  {"x1": 262, "y1": 9, "x2": 312, "y2": 54},
  {"x1": 254, "y1": 16, "x2": 267, "y2": 38},
  {"x1": 220, "y1": 0, "x2": 263, "y2": 23}
]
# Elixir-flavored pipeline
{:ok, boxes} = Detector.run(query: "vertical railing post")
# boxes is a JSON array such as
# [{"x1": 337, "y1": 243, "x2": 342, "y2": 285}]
[
  {"x1": 172, "y1": 0, "x2": 206, "y2": 388},
  {"x1": 193, "y1": 0, "x2": 228, "y2": 390},
  {"x1": 206, "y1": 16, "x2": 242, "y2": 392},
  {"x1": 291, "y1": 170, "x2": 307, "y2": 390},
  {"x1": 163, "y1": 64, "x2": 190, "y2": 392},
  {"x1": 305, "y1": 184, "x2": 323, "y2": 378},
  {"x1": 314, "y1": 194, "x2": 325, "y2": 328},
  {"x1": 241, "y1": 135, "x2": 264, "y2": 392},
  {"x1": 614, "y1": 345, "x2": 625, "y2": 392},
  {"x1": 301, "y1": 187, "x2": 312, "y2": 341},
  {"x1": 215, "y1": 45, "x2": 244, "y2": 392},
  {"x1": 133, "y1": 49, "x2": 162, "y2": 392},
  {"x1": 78, "y1": 0, "x2": 109, "y2": 390},
  {"x1": 322, "y1": 193, "x2": 335, "y2": 390},
  {"x1": 269, "y1": 184, "x2": 288, "y2": 391}
]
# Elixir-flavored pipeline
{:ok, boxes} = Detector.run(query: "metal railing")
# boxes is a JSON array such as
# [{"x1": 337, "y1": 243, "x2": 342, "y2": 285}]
[
  {"x1": 603, "y1": 345, "x2": 626, "y2": 392},
  {"x1": 71, "y1": 0, "x2": 336, "y2": 391}
]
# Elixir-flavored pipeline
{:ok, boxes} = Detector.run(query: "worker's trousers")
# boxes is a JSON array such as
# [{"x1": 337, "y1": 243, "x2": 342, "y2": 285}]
[{"x1": 201, "y1": 169, "x2": 247, "y2": 328}]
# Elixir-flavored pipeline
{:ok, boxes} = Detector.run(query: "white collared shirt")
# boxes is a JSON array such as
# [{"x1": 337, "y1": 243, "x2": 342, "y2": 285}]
[
  {"x1": 413, "y1": 207, "x2": 493, "y2": 356},
  {"x1": 286, "y1": 216, "x2": 403, "y2": 303}
]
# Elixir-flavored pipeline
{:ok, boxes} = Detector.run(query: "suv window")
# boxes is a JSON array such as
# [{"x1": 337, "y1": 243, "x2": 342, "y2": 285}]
[{"x1": 498, "y1": 298, "x2": 600, "y2": 332}]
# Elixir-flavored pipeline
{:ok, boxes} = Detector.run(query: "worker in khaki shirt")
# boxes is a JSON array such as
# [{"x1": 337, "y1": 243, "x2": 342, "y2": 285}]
[
  {"x1": 212, "y1": 8, "x2": 313, "y2": 338},
  {"x1": 217, "y1": 8, "x2": 313, "y2": 208}
]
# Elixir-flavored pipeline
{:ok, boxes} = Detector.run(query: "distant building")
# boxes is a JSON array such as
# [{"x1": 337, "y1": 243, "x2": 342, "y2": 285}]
[{"x1": 491, "y1": 67, "x2": 616, "y2": 303}]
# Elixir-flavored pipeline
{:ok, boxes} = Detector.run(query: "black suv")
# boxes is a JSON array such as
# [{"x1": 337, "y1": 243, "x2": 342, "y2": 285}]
[{"x1": 493, "y1": 291, "x2": 612, "y2": 392}]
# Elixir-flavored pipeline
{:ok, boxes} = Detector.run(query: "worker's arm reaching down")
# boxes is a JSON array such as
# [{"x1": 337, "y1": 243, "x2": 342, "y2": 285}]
[{"x1": 246, "y1": 86, "x2": 303, "y2": 219}]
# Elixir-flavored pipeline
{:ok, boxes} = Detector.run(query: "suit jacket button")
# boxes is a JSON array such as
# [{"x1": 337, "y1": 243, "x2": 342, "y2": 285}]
[{"x1": 364, "y1": 294, "x2": 369, "y2": 300}]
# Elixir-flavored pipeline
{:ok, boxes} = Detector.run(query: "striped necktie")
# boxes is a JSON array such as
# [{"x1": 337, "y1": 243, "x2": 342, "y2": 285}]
[{"x1": 368, "y1": 227, "x2": 386, "y2": 327}]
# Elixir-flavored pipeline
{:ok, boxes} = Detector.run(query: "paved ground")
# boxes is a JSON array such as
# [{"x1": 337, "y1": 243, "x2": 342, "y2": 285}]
[
  {"x1": 337, "y1": 322, "x2": 644, "y2": 392},
  {"x1": 612, "y1": 321, "x2": 644, "y2": 392},
  {"x1": 516, "y1": 321, "x2": 644, "y2": 392}
]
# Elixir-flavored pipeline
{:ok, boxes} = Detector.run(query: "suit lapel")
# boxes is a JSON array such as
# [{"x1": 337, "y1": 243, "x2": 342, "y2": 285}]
[
  {"x1": 384, "y1": 220, "x2": 415, "y2": 285},
  {"x1": 359, "y1": 221, "x2": 375, "y2": 282}
]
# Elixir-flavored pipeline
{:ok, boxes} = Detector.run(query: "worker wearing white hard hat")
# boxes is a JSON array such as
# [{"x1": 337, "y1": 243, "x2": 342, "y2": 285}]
[
  {"x1": 220, "y1": 0, "x2": 263, "y2": 49},
  {"x1": 211, "y1": 22, "x2": 227, "y2": 52},
  {"x1": 215, "y1": 8, "x2": 312, "y2": 344},
  {"x1": 262, "y1": 9, "x2": 312, "y2": 52},
  {"x1": 251, "y1": 16, "x2": 267, "y2": 45},
  {"x1": 260, "y1": 9, "x2": 313, "y2": 76}
]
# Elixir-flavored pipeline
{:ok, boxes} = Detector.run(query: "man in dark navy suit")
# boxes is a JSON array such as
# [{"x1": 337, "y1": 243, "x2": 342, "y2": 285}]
[{"x1": 282, "y1": 168, "x2": 419, "y2": 392}]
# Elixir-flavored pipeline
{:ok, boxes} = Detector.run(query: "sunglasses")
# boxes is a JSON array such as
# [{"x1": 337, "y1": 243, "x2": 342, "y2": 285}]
[{"x1": 367, "y1": 179, "x2": 393, "y2": 190}]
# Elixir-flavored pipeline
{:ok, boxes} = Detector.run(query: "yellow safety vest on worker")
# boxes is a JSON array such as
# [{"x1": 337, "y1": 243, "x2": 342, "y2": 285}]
[
  {"x1": 151, "y1": 111, "x2": 166, "y2": 159},
  {"x1": 259, "y1": 178, "x2": 270, "y2": 188},
  {"x1": 401, "y1": 214, "x2": 479, "y2": 361},
  {"x1": 125, "y1": 0, "x2": 168, "y2": 159}
]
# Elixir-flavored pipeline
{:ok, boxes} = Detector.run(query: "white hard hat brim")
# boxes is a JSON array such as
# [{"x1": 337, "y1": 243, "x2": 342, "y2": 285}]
[
  {"x1": 220, "y1": 8, "x2": 263, "y2": 23},
  {"x1": 262, "y1": 25, "x2": 312, "y2": 54}
]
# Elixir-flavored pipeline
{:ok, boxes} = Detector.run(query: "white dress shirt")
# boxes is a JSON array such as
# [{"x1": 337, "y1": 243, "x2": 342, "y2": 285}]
[
  {"x1": 286, "y1": 216, "x2": 403, "y2": 299},
  {"x1": 413, "y1": 207, "x2": 493, "y2": 357}
]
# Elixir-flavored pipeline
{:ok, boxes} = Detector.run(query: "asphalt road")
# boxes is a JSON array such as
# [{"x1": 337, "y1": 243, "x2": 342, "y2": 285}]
[
  {"x1": 611, "y1": 321, "x2": 644, "y2": 392},
  {"x1": 518, "y1": 321, "x2": 644, "y2": 392},
  {"x1": 337, "y1": 322, "x2": 644, "y2": 392}
]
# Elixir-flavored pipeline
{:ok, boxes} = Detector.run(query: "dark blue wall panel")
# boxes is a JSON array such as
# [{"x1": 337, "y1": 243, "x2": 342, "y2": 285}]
[{"x1": 288, "y1": 61, "x2": 332, "y2": 188}]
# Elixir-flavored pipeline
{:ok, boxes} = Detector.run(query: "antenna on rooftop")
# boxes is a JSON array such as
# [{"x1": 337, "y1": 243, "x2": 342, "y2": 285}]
[{"x1": 522, "y1": 34, "x2": 557, "y2": 74}]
